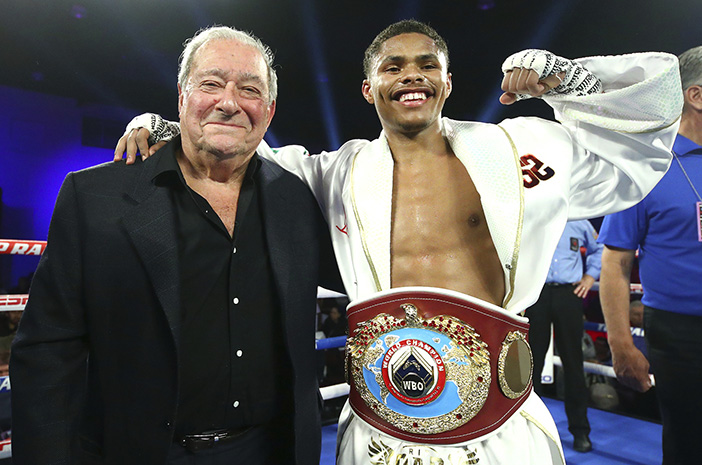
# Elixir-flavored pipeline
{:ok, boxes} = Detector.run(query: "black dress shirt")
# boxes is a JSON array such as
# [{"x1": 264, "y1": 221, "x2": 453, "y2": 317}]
[{"x1": 153, "y1": 148, "x2": 289, "y2": 436}]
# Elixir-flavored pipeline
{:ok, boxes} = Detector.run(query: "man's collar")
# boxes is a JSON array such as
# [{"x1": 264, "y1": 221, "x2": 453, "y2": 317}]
[
  {"x1": 674, "y1": 133, "x2": 702, "y2": 156},
  {"x1": 151, "y1": 137, "x2": 184, "y2": 188},
  {"x1": 151, "y1": 137, "x2": 262, "y2": 188}
]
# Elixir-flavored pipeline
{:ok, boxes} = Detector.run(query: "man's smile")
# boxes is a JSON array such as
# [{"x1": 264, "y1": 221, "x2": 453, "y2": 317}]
[
  {"x1": 203, "y1": 121, "x2": 246, "y2": 129},
  {"x1": 392, "y1": 88, "x2": 433, "y2": 106}
]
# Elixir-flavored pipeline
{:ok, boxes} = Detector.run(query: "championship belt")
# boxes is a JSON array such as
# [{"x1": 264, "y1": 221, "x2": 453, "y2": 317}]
[{"x1": 346, "y1": 287, "x2": 533, "y2": 444}]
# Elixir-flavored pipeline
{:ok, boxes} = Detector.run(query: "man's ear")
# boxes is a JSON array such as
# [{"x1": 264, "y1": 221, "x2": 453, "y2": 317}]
[
  {"x1": 178, "y1": 83, "x2": 185, "y2": 116},
  {"x1": 265, "y1": 100, "x2": 277, "y2": 128},
  {"x1": 361, "y1": 79, "x2": 374, "y2": 104},
  {"x1": 446, "y1": 72, "x2": 453, "y2": 98},
  {"x1": 685, "y1": 85, "x2": 702, "y2": 111}
]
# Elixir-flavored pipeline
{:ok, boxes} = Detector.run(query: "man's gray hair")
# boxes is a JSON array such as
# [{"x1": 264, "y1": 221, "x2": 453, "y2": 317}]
[
  {"x1": 679, "y1": 45, "x2": 702, "y2": 91},
  {"x1": 178, "y1": 25, "x2": 278, "y2": 102}
]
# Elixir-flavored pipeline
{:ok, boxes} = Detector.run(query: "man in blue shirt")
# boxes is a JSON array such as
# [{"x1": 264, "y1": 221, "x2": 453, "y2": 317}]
[
  {"x1": 526, "y1": 220, "x2": 603, "y2": 453},
  {"x1": 598, "y1": 45, "x2": 702, "y2": 465}
]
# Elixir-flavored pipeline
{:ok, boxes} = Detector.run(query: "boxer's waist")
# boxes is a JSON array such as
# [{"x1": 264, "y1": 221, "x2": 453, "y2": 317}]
[{"x1": 346, "y1": 287, "x2": 533, "y2": 444}]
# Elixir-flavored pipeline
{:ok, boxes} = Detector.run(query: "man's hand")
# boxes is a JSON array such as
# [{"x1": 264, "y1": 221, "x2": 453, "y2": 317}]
[
  {"x1": 113, "y1": 128, "x2": 165, "y2": 165},
  {"x1": 599, "y1": 245, "x2": 651, "y2": 390},
  {"x1": 500, "y1": 69, "x2": 564, "y2": 105},
  {"x1": 573, "y1": 274, "x2": 596, "y2": 298},
  {"x1": 610, "y1": 343, "x2": 653, "y2": 392},
  {"x1": 499, "y1": 49, "x2": 602, "y2": 105}
]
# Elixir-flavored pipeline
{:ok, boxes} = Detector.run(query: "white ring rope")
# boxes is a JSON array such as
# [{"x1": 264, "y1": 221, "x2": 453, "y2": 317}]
[
  {"x1": 317, "y1": 351, "x2": 657, "y2": 402},
  {"x1": 320, "y1": 382, "x2": 350, "y2": 401},
  {"x1": 554, "y1": 355, "x2": 656, "y2": 387}
]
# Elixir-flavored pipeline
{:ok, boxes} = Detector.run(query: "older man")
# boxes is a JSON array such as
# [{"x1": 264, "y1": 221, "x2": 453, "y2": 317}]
[
  {"x1": 10, "y1": 26, "x2": 340, "y2": 465},
  {"x1": 117, "y1": 20, "x2": 681, "y2": 465}
]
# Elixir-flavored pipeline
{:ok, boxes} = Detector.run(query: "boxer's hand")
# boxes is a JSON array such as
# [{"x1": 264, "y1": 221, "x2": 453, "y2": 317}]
[
  {"x1": 500, "y1": 69, "x2": 565, "y2": 105},
  {"x1": 113, "y1": 128, "x2": 165, "y2": 165},
  {"x1": 499, "y1": 49, "x2": 602, "y2": 105},
  {"x1": 113, "y1": 113, "x2": 179, "y2": 165}
]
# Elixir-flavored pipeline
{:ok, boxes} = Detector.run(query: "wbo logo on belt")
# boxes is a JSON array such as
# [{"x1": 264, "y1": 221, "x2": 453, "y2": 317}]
[
  {"x1": 346, "y1": 287, "x2": 533, "y2": 444},
  {"x1": 349, "y1": 302, "x2": 491, "y2": 435},
  {"x1": 382, "y1": 335, "x2": 446, "y2": 406}
]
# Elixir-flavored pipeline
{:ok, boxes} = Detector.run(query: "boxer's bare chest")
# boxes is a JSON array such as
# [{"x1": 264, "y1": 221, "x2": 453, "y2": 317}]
[{"x1": 390, "y1": 151, "x2": 505, "y2": 306}]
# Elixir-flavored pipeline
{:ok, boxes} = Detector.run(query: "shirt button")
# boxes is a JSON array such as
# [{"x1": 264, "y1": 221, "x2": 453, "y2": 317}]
[
  {"x1": 236, "y1": 350, "x2": 243, "y2": 357},
  {"x1": 233, "y1": 297, "x2": 240, "y2": 305},
  {"x1": 233, "y1": 401, "x2": 240, "y2": 408},
  {"x1": 233, "y1": 247, "x2": 237, "y2": 254}
]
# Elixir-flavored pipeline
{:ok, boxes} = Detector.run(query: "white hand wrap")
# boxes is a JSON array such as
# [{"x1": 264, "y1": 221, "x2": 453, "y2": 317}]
[
  {"x1": 124, "y1": 113, "x2": 181, "y2": 145},
  {"x1": 501, "y1": 49, "x2": 602, "y2": 99}
]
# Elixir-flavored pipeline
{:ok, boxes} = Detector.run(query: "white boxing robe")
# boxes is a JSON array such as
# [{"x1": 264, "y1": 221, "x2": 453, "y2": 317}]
[{"x1": 256, "y1": 51, "x2": 682, "y2": 465}]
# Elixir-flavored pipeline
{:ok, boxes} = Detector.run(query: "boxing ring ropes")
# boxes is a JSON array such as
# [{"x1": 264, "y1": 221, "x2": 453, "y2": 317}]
[{"x1": 0, "y1": 238, "x2": 652, "y2": 459}]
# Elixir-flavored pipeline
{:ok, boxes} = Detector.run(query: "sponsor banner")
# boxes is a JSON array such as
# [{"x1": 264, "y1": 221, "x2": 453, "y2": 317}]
[
  {"x1": 0, "y1": 376, "x2": 9, "y2": 392},
  {"x1": 0, "y1": 438, "x2": 10, "y2": 459},
  {"x1": 590, "y1": 282, "x2": 643, "y2": 294},
  {"x1": 0, "y1": 295, "x2": 29, "y2": 312},
  {"x1": 0, "y1": 239, "x2": 46, "y2": 256},
  {"x1": 583, "y1": 320, "x2": 645, "y2": 338}
]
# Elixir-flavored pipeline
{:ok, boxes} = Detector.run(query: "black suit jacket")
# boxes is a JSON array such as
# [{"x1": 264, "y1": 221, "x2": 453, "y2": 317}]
[{"x1": 10, "y1": 142, "x2": 341, "y2": 464}]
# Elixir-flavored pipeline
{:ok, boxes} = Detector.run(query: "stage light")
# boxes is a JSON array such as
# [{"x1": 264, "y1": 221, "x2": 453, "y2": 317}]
[
  {"x1": 71, "y1": 4, "x2": 87, "y2": 19},
  {"x1": 477, "y1": 0, "x2": 496, "y2": 11}
]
